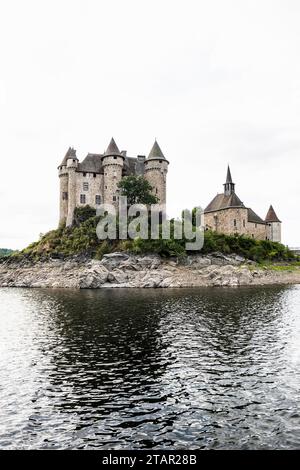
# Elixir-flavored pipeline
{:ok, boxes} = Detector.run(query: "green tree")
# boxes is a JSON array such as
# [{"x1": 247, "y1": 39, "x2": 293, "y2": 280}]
[{"x1": 117, "y1": 176, "x2": 159, "y2": 205}]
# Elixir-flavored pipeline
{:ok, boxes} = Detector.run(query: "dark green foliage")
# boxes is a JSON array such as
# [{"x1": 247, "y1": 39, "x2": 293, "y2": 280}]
[
  {"x1": 118, "y1": 176, "x2": 159, "y2": 205},
  {"x1": 202, "y1": 230, "x2": 294, "y2": 262},
  {"x1": 14, "y1": 207, "x2": 295, "y2": 263},
  {"x1": 17, "y1": 215, "x2": 101, "y2": 260},
  {"x1": 73, "y1": 205, "x2": 96, "y2": 226},
  {"x1": 0, "y1": 248, "x2": 14, "y2": 258}
]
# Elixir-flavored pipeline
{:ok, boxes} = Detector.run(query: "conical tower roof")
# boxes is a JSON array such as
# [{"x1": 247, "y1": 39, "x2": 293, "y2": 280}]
[
  {"x1": 147, "y1": 140, "x2": 167, "y2": 161},
  {"x1": 226, "y1": 165, "x2": 233, "y2": 183},
  {"x1": 59, "y1": 147, "x2": 77, "y2": 166},
  {"x1": 104, "y1": 137, "x2": 122, "y2": 157},
  {"x1": 265, "y1": 205, "x2": 281, "y2": 223}
]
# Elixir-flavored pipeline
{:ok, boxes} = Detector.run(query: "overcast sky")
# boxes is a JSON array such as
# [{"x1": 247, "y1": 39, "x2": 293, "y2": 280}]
[{"x1": 0, "y1": 0, "x2": 299, "y2": 249}]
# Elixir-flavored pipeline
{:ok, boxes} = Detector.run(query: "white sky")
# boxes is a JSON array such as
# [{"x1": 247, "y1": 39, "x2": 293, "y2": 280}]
[{"x1": 0, "y1": 0, "x2": 299, "y2": 249}]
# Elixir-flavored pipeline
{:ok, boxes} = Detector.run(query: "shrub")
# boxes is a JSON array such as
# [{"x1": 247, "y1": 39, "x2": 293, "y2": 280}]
[
  {"x1": 73, "y1": 206, "x2": 96, "y2": 226},
  {"x1": 15, "y1": 209, "x2": 296, "y2": 263}
]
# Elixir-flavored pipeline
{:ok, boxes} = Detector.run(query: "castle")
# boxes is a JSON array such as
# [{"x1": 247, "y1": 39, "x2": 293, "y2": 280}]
[
  {"x1": 204, "y1": 166, "x2": 281, "y2": 242},
  {"x1": 58, "y1": 138, "x2": 168, "y2": 227},
  {"x1": 58, "y1": 138, "x2": 281, "y2": 242}
]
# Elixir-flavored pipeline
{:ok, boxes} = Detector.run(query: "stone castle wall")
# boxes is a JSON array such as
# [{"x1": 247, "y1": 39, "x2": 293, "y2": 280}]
[
  {"x1": 102, "y1": 156, "x2": 124, "y2": 206},
  {"x1": 267, "y1": 222, "x2": 281, "y2": 243},
  {"x1": 204, "y1": 208, "x2": 268, "y2": 240},
  {"x1": 75, "y1": 172, "x2": 104, "y2": 209},
  {"x1": 58, "y1": 169, "x2": 68, "y2": 225},
  {"x1": 144, "y1": 160, "x2": 168, "y2": 204}
]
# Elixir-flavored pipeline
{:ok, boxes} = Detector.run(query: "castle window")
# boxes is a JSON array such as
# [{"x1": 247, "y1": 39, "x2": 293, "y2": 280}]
[
  {"x1": 62, "y1": 192, "x2": 68, "y2": 201},
  {"x1": 113, "y1": 156, "x2": 117, "y2": 160},
  {"x1": 80, "y1": 194, "x2": 86, "y2": 204},
  {"x1": 113, "y1": 196, "x2": 117, "y2": 202},
  {"x1": 83, "y1": 172, "x2": 86, "y2": 177},
  {"x1": 243, "y1": 220, "x2": 245, "y2": 227},
  {"x1": 105, "y1": 185, "x2": 107, "y2": 189},
  {"x1": 95, "y1": 195, "x2": 101, "y2": 205},
  {"x1": 156, "y1": 188, "x2": 158, "y2": 194},
  {"x1": 159, "y1": 160, "x2": 162, "y2": 163},
  {"x1": 93, "y1": 173, "x2": 96, "y2": 178},
  {"x1": 255, "y1": 223, "x2": 257, "y2": 228},
  {"x1": 234, "y1": 219, "x2": 237, "y2": 227},
  {"x1": 83, "y1": 182, "x2": 89, "y2": 191}
]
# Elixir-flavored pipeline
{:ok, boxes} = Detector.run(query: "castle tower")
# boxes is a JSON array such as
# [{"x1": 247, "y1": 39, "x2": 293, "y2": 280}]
[
  {"x1": 58, "y1": 147, "x2": 78, "y2": 227},
  {"x1": 144, "y1": 140, "x2": 169, "y2": 204},
  {"x1": 102, "y1": 138, "x2": 124, "y2": 206},
  {"x1": 65, "y1": 147, "x2": 78, "y2": 227},
  {"x1": 223, "y1": 165, "x2": 235, "y2": 196},
  {"x1": 265, "y1": 205, "x2": 282, "y2": 242}
]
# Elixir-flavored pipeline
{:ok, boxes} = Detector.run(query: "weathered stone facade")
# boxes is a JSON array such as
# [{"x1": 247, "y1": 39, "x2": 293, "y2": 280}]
[
  {"x1": 58, "y1": 141, "x2": 282, "y2": 243},
  {"x1": 204, "y1": 167, "x2": 282, "y2": 242},
  {"x1": 267, "y1": 221, "x2": 281, "y2": 243},
  {"x1": 144, "y1": 159, "x2": 168, "y2": 205},
  {"x1": 58, "y1": 138, "x2": 168, "y2": 226},
  {"x1": 204, "y1": 208, "x2": 267, "y2": 240}
]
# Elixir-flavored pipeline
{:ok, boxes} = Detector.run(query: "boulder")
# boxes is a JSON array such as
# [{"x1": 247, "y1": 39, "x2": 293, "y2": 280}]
[{"x1": 101, "y1": 253, "x2": 129, "y2": 270}]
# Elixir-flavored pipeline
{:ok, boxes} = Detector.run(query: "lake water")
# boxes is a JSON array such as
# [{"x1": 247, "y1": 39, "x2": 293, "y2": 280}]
[{"x1": 0, "y1": 286, "x2": 300, "y2": 450}]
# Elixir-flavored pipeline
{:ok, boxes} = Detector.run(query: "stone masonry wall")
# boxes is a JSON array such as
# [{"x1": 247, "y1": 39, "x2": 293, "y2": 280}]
[
  {"x1": 267, "y1": 221, "x2": 281, "y2": 243},
  {"x1": 60, "y1": 154, "x2": 168, "y2": 225},
  {"x1": 103, "y1": 156, "x2": 123, "y2": 206},
  {"x1": 66, "y1": 165, "x2": 77, "y2": 227},
  {"x1": 204, "y1": 208, "x2": 268, "y2": 240},
  {"x1": 144, "y1": 160, "x2": 168, "y2": 204},
  {"x1": 58, "y1": 169, "x2": 68, "y2": 225},
  {"x1": 75, "y1": 172, "x2": 104, "y2": 209}
]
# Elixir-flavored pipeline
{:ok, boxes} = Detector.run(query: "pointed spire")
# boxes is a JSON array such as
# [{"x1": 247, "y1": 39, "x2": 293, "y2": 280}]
[
  {"x1": 147, "y1": 140, "x2": 166, "y2": 160},
  {"x1": 104, "y1": 137, "x2": 122, "y2": 156},
  {"x1": 265, "y1": 205, "x2": 281, "y2": 223},
  {"x1": 226, "y1": 165, "x2": 233, "y2": 184},
  {"x1": 223, "y1": 165, "x2": 235, "y2": 196}
]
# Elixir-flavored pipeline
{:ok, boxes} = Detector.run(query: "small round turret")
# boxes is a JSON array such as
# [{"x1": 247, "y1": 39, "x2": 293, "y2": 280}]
[
  {"x1": 265, "y1": 205, "x2": 282, "y2": 242},
  {"x1": 59, "y1": 147, "x2": 78, "y2": 227},
  {"x1": 144, "y1": 140, "x2": 169, "y2": 204},
  {"x1": 58, "y1": 147, "x2": 78, "y2": 226},
  {"x1": 102, "y1": 138, "x2": 124, "y2": 205}
]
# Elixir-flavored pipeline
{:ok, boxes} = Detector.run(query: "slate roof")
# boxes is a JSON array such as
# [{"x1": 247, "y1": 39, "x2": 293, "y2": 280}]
[
  {"x1": 147, "y1": 140, "x2": 167, "y2": 161},
  {"x1": 205, "y1": 192, "x2": 266, "y2": 225},
  {"x1": 104, "y1": 137, "x2": 123, "y2": 157},
  {"x1": 247, "y1": 208, "x2": 266, "y2": 225},
  {"x1": 71, "y1": 153, "x2": 146, "y2": 176},
  {"x1": 59, "y1": 139, "x2": 164, "y2": 175},
  {"x1": 265, "y1": 205, "x2": 281, "y2": 223},
  {"x1": 204, "y1": 193, "x2": 244, "y2": 212},
  {"x1": 122, "y1": 156, "x2": 145, "y2": 176},
  {"x1": 78, "y1": 153, "x2": 103, "y2": 173},
  {"x1": 59, "y1": 147, "x2": 78, "y2": 166}
]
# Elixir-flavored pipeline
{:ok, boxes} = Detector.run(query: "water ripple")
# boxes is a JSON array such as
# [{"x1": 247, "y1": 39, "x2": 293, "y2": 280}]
[{"x1": 0, "y1": 286, "x2": 300, "y2": 449}]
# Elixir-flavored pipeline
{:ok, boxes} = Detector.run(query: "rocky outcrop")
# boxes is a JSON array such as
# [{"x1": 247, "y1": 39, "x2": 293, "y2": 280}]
[{"x1": 0, "y1": 253, "x2": 299, "y2": 289}]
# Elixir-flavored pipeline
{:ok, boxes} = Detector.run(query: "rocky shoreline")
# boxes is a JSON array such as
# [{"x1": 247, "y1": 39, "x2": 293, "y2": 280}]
[{"x1": 0, "y1": 252, "x2": 300, "y2": 288}]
